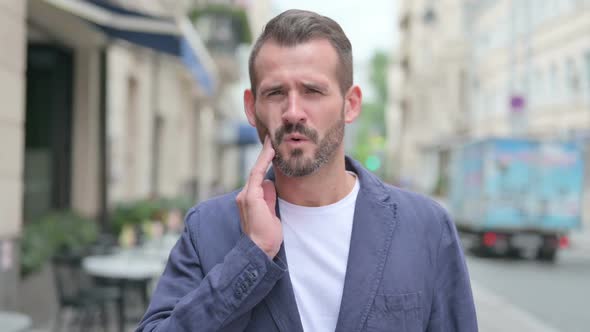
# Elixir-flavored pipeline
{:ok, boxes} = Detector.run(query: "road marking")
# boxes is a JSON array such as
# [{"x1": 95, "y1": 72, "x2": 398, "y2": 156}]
[{"x1": 472, "y1": 281, "x2": 561, "y2": 332}]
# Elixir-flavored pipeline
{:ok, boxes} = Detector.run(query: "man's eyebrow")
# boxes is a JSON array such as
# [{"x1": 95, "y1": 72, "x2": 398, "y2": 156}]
[
  {"x1": 301, "y1": 82, "x2": 328, "y2": 91},
  {"x1": 259, "y1": 84, "x2": 283, "y2": 95}
]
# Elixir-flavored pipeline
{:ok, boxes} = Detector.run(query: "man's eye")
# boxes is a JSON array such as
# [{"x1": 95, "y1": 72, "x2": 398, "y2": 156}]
[
  {"x1": 268, "y1": 90, "x2": 283, "y2": 96},
  {"x1": 305, "y1": 88, "x2": 321, "y2": 94}
]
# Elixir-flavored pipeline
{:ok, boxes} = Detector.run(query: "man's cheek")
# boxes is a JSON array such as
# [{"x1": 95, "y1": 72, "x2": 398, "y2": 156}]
[
  {"x1": 254, "y1": 116, "x2": 268, "y2": 142},
  {"x1": 255, "y1": 127, "x2": 267, "y2": 143}
]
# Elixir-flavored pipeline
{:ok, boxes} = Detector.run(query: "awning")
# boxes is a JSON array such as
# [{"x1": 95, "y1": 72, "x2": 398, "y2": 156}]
[
  {"x1": 237, "y1": 123, "x2": 260, "y2": 145},
  {"x1": 218, "y1": 121, "x2": 260, "y2": 146},
  {"x1": 42, "y1": 0, "x2": 217, "y2": 96}
]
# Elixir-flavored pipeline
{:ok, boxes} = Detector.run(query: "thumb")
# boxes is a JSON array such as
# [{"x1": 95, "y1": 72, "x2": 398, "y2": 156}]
[{"x1": 261, "y1": 179, "x2": 277, "y2": 214}]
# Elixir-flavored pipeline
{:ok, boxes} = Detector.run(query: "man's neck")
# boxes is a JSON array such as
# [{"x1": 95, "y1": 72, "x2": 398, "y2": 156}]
[{"x1": 274, "y1": 153, "x2": 356, "y2": 207}]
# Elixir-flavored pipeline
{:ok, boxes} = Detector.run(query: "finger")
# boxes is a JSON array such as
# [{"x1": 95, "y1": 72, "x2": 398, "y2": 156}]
[
  {"x1": 236, "y1": 184, "x2": 249, "y2": 232},
  {"x1": 239, "y1": 181, "x2": 249, "y2": 200},
  {"x1": 261, "y1": 179, "x2": 277, "y2": 216},
  {"x1": 240, "y1": 179, "x2": 249, "y2": 203},
  {"x1": 248, "y1": 136, "x2": 275, "y2": 187}
]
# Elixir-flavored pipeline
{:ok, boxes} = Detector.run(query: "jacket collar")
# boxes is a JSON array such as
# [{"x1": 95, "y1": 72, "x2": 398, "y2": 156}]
[{"x1": 264, "y1": 156, "x2": 398, "y2": 332}]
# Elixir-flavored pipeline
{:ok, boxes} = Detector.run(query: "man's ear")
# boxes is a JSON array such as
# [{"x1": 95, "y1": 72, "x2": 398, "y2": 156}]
[
  {"x1": 344, "y1": 85, "x2": 362, "y2": 124},
  {"x1": 244, "y1": 89, "x2": 256, "y2": 126}
]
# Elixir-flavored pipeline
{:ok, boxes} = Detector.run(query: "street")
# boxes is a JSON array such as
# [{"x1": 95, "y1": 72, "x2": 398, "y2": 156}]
[{"x1": 467, "y1": 248, "x2": 590, "y2": 332}]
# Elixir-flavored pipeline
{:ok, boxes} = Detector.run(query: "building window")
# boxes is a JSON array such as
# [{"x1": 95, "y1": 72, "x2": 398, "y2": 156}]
[
  {"x1": 539, "y1": 68, "x2": 547, "y2": 105},
  {"x1": 542, "y1": 1, "x2": 556, "y2": 25},
  {"x1": 485, "y1": 91, "x2": 493, "y2": 116},
  {"x1": 533, "y1": 69, "x2": 542, "y2": 107},
  {"x1": 547, "y1": 0, "x2": 561, "y2": 19},
  {"x1": 550, "y1": 62, "x2": 559, "y2": 104},
  {"x1": 563, "y1": 0, "x2": 577, "y2": 12},
  {"x1": 474, "y1": 92, "x2": 481, "y2": 120},
  {"x1": 565, "y1": 58, "x2": 579, "y2": 100},
  {"x1": 585, "y1": 51, "x2": 590, "y2": 104},
  {"x1": 500, "y1": 87, "x2": 509, "y2": 115}
]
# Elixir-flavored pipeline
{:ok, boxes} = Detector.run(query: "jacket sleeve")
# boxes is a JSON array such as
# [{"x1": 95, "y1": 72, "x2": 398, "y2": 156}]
[
  {"x1": 426, "y1": 211, "x2": 478, "y2": 332},
  {"x1": 136, "y1": 207, "x2": 287, "y2": 332}
]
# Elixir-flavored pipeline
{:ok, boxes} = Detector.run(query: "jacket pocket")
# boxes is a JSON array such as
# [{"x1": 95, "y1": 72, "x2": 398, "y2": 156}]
[{"x1": 365, "y1": 292, "x2": 422, "y2": 332}]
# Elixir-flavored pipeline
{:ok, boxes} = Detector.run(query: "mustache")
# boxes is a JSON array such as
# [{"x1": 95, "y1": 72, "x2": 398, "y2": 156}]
[{"x1": 275, "y1": 123, "x2": 319, "y2": 144}]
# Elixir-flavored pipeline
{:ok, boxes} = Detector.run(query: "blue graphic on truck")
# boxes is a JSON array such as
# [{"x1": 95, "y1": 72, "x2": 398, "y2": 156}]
[{"x1": 449, "y1": 138, "x2": 584, "y2": 261}]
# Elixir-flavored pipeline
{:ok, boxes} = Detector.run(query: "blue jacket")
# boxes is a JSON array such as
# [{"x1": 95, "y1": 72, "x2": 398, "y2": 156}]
[{"x1": 137, "y1": 157, "x2": 478, "y2": 331}]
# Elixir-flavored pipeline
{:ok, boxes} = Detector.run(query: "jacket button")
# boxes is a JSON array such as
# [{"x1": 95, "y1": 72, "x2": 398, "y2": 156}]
[{"x1": 247, "y1": 270, "x2": 258, "y2": 281}]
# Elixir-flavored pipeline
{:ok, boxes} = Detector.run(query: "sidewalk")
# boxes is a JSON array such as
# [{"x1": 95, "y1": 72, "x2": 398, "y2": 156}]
[{"x1": 473, "y1": 282, "x2": 560, "y2": 332}]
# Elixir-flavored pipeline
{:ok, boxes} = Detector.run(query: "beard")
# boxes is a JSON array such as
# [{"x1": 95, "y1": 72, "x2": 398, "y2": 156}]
[{"x1": 255, "y1": 107, "x2": 345, "y2": 177}]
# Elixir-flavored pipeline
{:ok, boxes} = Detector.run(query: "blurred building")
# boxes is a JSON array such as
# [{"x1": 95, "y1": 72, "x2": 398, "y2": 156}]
[
  {"x1": 466, "y1": 0, "x2": 590, "y2": 237},
  {"x1": 467, "y1": 0, "x2": 590, "y2": 139},
  {"x1": 395, "y1": 0, "x2": 590, "y2": 189},
  {"x1": 394, "y1": 0, "x2": 590, "y2": 235},
  {"x1": 394, "y1": 0, "x2": 470, "y2": 193},
  {"x1": 0, "y1": 0, "x2": 263, "y2": 314},
  {"x1": 216, "y1": 0, "x2": 274, "y2": 191},
  {"x1": 0, "y1": 0, "x2": 27, "y2": 310},
  {"x1": 384, "y1": 54, "x2": 403, "y2": 184}
]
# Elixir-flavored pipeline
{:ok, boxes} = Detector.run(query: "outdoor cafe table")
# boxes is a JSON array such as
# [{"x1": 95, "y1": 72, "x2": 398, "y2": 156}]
[
  {"x1": 83, "y1": 233, "x2": 177, "y2": 281},
  {"x1": 0, "y1": 311, "x2": 32, "y2": 332},
  {"x1": 82, "y1": 240, "x2": 174, "y2": 331},
  {"x1": 82, "y1": 251, "x2": 166, "y2": 280}
]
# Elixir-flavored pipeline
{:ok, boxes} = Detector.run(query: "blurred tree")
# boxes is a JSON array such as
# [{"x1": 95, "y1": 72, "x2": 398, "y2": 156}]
[
  {"x1": 353, "y1": 50, "x2": 389, "y2": 178},
  {"x1": 369, "y1": 51, "x2": 389, "y2": 105}
]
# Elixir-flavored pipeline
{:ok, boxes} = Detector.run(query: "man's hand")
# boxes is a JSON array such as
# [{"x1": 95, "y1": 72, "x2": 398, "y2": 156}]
[{"x1": 236, "y1": 136, "x2": 282, "y2": 259}]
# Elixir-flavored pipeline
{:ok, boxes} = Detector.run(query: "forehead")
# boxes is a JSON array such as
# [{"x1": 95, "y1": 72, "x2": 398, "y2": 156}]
[{"x1": 253, "y1": 39, "x2": 340, "y2": 89}]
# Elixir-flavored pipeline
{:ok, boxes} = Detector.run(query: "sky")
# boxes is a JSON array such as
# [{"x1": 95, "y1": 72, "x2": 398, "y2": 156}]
[{"x1": 272, "y1": 0, "x2": 399, "y2": 63}]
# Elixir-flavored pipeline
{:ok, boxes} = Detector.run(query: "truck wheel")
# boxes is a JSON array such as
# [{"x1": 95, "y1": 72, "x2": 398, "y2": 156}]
[
  {"x1": 536, "y1": 247, "x2": 557, "y2": 263},
  {"x1": 471, "y1": 237, "x2": 492, "y2": 257}
]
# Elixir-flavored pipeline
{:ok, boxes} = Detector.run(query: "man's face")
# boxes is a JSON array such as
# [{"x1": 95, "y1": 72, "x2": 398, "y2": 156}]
[
  {"x1": 248, "y1": 39, "x2": 348, "y2": 177},
  {"x1": 255, "y1": 107, "x2": 345, "y2": 177}
]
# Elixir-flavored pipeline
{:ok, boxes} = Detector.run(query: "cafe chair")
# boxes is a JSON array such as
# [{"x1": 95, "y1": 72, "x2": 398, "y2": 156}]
[{"x1": 51, "y1": 253, "x2": 123, "y2": 332}]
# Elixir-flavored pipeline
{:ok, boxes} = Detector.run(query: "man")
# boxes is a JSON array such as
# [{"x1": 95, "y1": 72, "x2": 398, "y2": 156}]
[{"x1": 137, "y1": 9, "x2": 477, "y2": 332}]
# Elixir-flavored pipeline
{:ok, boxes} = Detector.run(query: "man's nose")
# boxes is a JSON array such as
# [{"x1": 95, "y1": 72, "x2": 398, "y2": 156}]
[{"x1": 281, "y1": 93, "x2": 307, "y2": 124}]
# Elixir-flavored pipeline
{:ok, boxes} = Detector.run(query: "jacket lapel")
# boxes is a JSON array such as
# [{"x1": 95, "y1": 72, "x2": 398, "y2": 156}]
[
  {"x1": 262, "y1": 158, "x2": 397, "y2": 332},
  {"x1": 334, "y1": 158, "x2": 398, "y2": 332},
  {"x1": 263, "y1": 244, "x2": 304, "y2": 332}
]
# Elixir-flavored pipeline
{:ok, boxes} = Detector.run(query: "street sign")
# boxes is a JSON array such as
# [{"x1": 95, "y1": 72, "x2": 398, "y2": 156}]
[{"x1": 510, "y1": 95, "x2": 525, "y2": 113}]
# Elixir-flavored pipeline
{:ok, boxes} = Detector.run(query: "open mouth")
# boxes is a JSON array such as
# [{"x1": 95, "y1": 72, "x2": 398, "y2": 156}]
[{"x1": 286, "y1": 137, "x2": 308, "y2": 144}]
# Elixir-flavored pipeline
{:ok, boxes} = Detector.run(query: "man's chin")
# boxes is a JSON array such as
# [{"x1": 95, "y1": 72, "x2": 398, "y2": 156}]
[
  {"x1": 274, "y1": 154, "x2": 317, "y2": 177},
  {"x1": 275, "y1": 144, "x2": 304, "y2": 157}
]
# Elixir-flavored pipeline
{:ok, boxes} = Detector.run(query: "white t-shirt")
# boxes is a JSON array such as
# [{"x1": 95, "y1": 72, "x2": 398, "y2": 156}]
[{"x1": 278, "y1": 174, "x2": 360, "y2": 332}]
